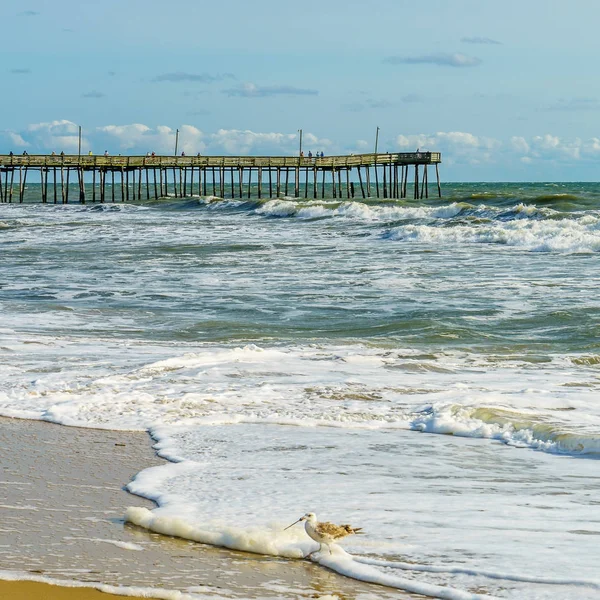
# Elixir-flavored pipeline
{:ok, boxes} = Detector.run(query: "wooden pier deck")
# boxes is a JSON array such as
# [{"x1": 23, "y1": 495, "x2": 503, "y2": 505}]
[{"x1": 0, "y1": 151, "x2": 442, "y2": 204}]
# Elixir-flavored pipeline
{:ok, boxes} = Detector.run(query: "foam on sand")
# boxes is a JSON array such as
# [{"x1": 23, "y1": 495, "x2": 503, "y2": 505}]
[{"x1": 124, "y1": 508, "x2": 493, "y2": 600}]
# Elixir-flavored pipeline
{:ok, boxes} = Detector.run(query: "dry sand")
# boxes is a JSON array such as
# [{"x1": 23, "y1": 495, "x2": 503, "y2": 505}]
[
  {"x1": 0, "y1": 417, "x2": 408, "y2": 599},
  {"x1": 1, "y1": 580, "x2": 145, "y2": 600}
]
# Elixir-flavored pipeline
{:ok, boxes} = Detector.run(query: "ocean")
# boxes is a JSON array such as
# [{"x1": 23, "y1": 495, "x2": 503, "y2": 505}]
[{"x1": 1, "y1": 181, "x2": 600, "y2": 599}]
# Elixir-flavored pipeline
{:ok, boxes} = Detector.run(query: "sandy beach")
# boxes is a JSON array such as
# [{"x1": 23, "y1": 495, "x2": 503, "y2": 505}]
[
  {"x1": 1, "y1": 580, "x2": 147, "y2": 600},
  {"x1": 0, "y1": 417, "x2": 408, "y2": 599}
]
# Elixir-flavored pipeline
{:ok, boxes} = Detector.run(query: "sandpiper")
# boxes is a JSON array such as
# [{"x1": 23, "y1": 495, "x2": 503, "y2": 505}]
[{"x1": 284, "y1": 512, "x2": 362, "y2": 555}]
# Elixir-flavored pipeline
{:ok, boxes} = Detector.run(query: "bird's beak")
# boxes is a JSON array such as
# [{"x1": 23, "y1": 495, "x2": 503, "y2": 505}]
[{"x1": 283, "y1": 518, "x2": 302, "y2": 531}]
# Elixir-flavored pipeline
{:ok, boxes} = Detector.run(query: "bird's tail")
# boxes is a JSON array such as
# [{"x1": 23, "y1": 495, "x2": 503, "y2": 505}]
[{"x1": 342, "y1": 525, "x2": 363, "y2": 535}]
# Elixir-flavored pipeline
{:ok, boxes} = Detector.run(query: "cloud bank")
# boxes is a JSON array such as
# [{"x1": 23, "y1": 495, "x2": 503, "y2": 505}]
[{"x1": 5, "y1": 121, "x2": 600, "y2": 178}]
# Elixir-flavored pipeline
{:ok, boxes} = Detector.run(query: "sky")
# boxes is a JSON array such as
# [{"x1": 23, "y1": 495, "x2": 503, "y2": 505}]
[{"x1": 1, "y1": 0, "x2": 600, "y2": 181}]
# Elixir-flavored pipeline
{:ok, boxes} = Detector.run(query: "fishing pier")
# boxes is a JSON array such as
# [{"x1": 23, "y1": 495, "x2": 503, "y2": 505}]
[{"x1": 0, "y1": 152, "x2": 442, "y2": 203}]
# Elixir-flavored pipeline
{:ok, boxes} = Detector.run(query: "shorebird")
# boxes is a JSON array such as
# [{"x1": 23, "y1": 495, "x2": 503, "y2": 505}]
[{"x1": 284, "y1": 512, "x2": 362, "y2": 555}]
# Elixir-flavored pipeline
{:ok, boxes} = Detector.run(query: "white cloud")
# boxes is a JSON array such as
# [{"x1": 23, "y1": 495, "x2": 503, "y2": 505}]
[
  {"x1": 96, "y1": 123, "x2": 205, "y2": 154},
  {"x1": 510, "y1": 136, "x2": 530, "y2": 153},
  {"x1": 208, "y1": 129, "x2": 330, "y2": 155},
  {"x1": 7, "y1": 132, "x2": 29, "y2": 147},
  {"x1": 395, "y1": 131, "x2": 500, "y2": 164},
  {"x1": 25, "y1": 120, "x2": 82, "y2": 152},
  {"x1": 522, "y1": 134, "x2": 582, "y2": 161},
  {"x1": 92, "y1": 124, "x2": 329, "y2": 156}
]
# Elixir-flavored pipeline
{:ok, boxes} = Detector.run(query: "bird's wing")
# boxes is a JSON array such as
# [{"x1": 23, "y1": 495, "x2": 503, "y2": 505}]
[{"x1": 315, "y1": 521, "x2": 347, "y2": 537}]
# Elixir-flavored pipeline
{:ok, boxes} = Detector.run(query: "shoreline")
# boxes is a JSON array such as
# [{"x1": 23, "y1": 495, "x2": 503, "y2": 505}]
[
  {"x1": 0, "y1": 416, "x2": 408, "y2": 599},
  {"x1": 0, "y1": 578, "x2": 178, "y2": 600}
]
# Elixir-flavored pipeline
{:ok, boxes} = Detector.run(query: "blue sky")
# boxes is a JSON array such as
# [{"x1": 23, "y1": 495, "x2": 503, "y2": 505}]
[{"x1": 2, "y1": 0, "x2": 600, "y2": 180}]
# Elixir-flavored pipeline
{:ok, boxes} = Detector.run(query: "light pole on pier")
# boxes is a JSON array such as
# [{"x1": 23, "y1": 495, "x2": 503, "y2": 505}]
[
  {"x1": 78, "y1": 125, "x2": 82, "y2": 157},
  {"x1": 298, "y1": 129, "x2": 303, "y2": 157},
  {"x1": 374, "y1": 126, "x2": 380, "y2": 156},
  {"x1": 174, "y1": 129, "x2": 180, "y2": 156}
]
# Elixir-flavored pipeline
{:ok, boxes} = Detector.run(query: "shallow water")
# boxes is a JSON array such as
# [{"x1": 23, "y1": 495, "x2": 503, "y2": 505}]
[{"x1": 1, "y1": 183, "x2": 600, "y2": 598}]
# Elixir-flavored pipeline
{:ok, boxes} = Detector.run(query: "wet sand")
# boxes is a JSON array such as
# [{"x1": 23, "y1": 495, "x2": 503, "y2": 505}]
[{"x1": 0, "y1": 417, "x2": 408, "y2": 599}]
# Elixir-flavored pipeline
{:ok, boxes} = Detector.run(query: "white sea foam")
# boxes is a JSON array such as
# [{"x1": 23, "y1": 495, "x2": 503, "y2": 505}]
[
  {"x1": 255, "y1": 199, "x2": 466, "y2": 222},
  {"x1": 356, "y1": 556, "x2": 600, "y2": 590},
  {"x1": 123, "y1": 422, "x2": 600, "y2": 599},
  {"x1": 125, "y1": 508, "x2": 492, "y2": 600},
  {"x1": 1, "y1": 340, "x2": 599, "y2": 455},
  {"x1": 387, "y1": 216, "x2": 600, "y2": 252}
]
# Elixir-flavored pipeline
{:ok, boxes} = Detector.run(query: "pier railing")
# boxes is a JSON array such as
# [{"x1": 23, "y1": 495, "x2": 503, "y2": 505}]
[{"x1": 0, "y1": 151, "x2": 441, "y2": 169}]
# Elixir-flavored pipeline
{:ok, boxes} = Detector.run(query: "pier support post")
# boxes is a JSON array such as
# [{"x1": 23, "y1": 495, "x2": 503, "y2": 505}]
[
  {"x1": 258, "y1": 167, "x2": 263, "y2": 199},
  {"x1": 346, "y1": 168, "x2": 350, "y2": 199},
  {"x1": 357, "y1": 166, "x2": 365, "y2": 198},
  {"x1": 100, "y1": 169, "x2": 105, "y2": 203},
  {"x1": 414, "y1": 165, "x2": 419, "y2": 200},
  {"x1": 304, "y1": 168, "x2": 309, "y2": 198},
  {"x1": 20, "y1": 167, "x2": 28, "y2": 203},
  {"x1": 60, "y1": 165, "x2": 66, "y2": 204},
  {"x1": 331, "y1": 168, "x2": 337, "y2": 199},
  {"x1": 79, "y1": 167, "x2": 86, "y2": 203}
]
